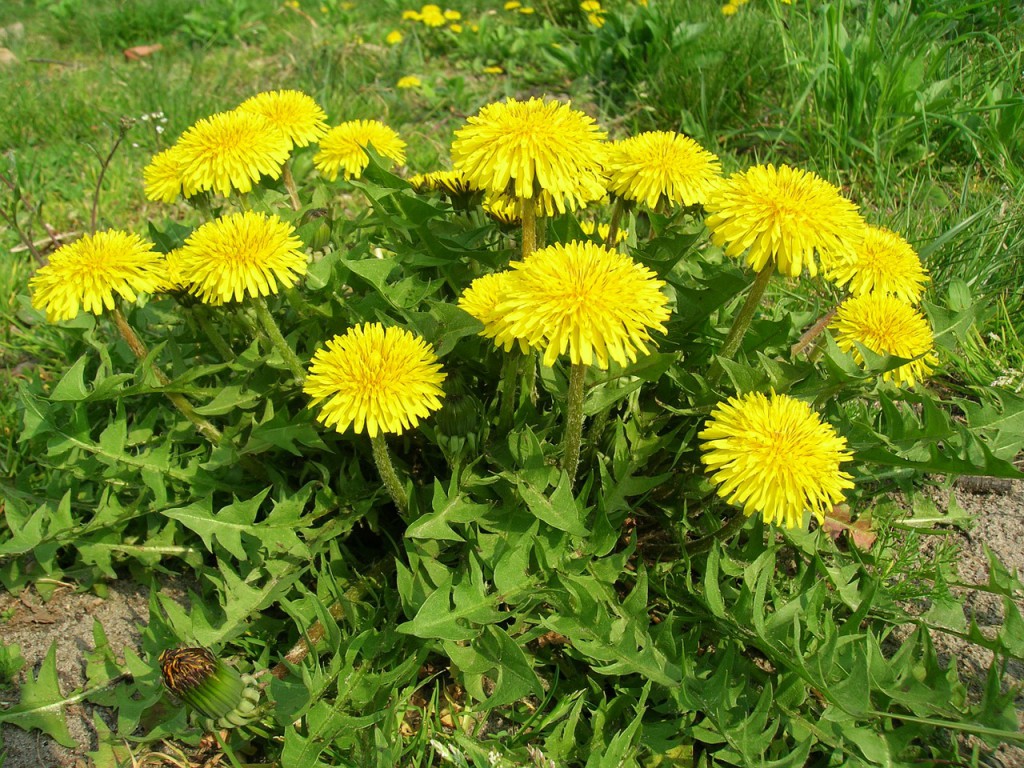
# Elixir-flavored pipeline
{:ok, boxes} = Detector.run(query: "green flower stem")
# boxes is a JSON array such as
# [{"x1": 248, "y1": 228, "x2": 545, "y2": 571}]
[
  {"x1": 190, "y1": 304, "x2": 235, "y2": 361},
  {"x1": 790, "y1": 303, "x2": 842, "y2": 360},
  {"x1": 498, "y1": 349, "x2": 522, "y2": 430},
  {"x1": 282, "y1": 162, "x2": 301, "y2": 212},
  {"x1": 110, "y1": 307, "x2": 223, "y2": 445},
  {"x1": 371, "y1": 432, "x2": 409, "y2": 515},
  {"x1": 584, "y1": 404, "x2": 612, "y2": 463},
  {"x1": 252, "y1": 296, "x2": 306, "y2": 384},
  {"x1": 708, "y1": 262, "x2": 775, "y2": 383},
  {"x1": 605, "y1": 197, "x2": 630, "y2": 249},
  {"x1": 536, "y1": 212, "x2": 547, "y2": 249},
  {"x1": 520, "y1": 197, "x2": 537, "y2": 260},
  {"x1": 682, "y1": 511, "x2": 748, "y2": 556},
  {"x1": 561, "y1": 362, "x2": 588, "y2": 486}
]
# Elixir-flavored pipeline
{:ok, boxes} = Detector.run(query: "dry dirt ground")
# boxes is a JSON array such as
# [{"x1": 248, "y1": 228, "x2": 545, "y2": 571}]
[{"x1": 0, "y1": 483, "x2": 1022, "y2": 768}]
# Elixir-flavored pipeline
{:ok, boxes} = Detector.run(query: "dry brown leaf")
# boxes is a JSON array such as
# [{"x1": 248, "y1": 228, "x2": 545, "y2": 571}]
[
  {"x1": 823, "y1": 505, "x2": 877, "y2": 550},
  {"x1": 124, "y1": 44, "x2": 163, "y2": 61}
]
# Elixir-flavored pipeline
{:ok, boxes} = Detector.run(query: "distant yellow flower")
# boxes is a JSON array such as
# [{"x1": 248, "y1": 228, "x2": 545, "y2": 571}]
[
  {"x1": 386, "y1": 29, "x2": 404, "y2": 44},
  {"x1": 483, "y1": 65, "x2": 504, "y2": 74},
  {"x1": 700, "y1": 391, "x2": 854, "y2": 529},
  {"x1": 177, "y1": 211, "x2": 307, "y2": 304},
  {"x1": 826, "y1": 225, "x2": 929, "y2": 303},
  {"x1": 236, "y1": 90, "x2": 328, "y2": 148},
  {"x1": 458, "y1": 272, "x2": 532, "y2": 353},
  {"x1": 397, "y1": 75, "x2": 422, "y2": 89},
  {"x1": 451, "y1": 97, "x2": 607, "y2": 213},
  {"x1": 444, "y1": 9, "x2": 461, "y2": 19},
  {"x1": 482, "y1": 196, "x2": 521, "y2": 225},
  {"x1": 519, "y1": 6, "x2": 535, "y2": 13},
  {"x1": 504, "y1": 0, "x2": 521, "y2": 8},
  {"x1": 704, "y1": 164, "x2": 864, "y2": 278},
  {"x1": 402, "y1": 10, "x2": 422, "y2": 20},
  {"x1": 449, "y1": 22, "x2": 463, "y2": 32},
  {"x1": 304, "y1": 323, "x2": 446, "y2": 437},
  {"x1": 487, "y1": 240, "x2": 671, "y2": 368},
  {"x1": 30, "y1": 230, "x2": 164, "y2": 322},
  {"x1": 143, "y1": 146, "x2": 185, "y2": 203},
  {"x1": 830, "y1": 294, "x2": 938, "y2": 387},
  {"x1": 580, "y1": 0, "x2": 602, "y2": 10},
  {"x1": 419, "y1": 3, "x2": 445, "y2": 25},
  {"x1": 587, "y1": 12, "x2": 604, "y2": 26},
  {"x1": 159, "y1": 248, "x2": 190, "y2": 293},
  {"x1": 605, "y1": 131, "x2": 722, "y2": 209},
  {"x1": 314, "y1": 120, "x2": 407, "y2": 181},
  {"x1": 721, "y1": 3, "x2": 738, "y2": 15},
  {"x1": 175, "y1": 110, "x2": 291, "y2": 197}
]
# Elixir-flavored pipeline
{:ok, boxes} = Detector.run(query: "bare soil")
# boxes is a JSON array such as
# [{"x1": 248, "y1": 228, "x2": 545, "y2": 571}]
[{"x1": 0, "y1": 483, "x2": 1022, "y2": 767}]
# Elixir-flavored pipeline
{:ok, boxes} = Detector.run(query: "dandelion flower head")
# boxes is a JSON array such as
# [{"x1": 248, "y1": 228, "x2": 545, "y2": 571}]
[
  {"x1": 830, "y1": 293, "x2": 938, "y2": 387},
  {"x1": 397, "y1": 75, "x2": 422, "y2": 89},
  {"x1": 493, "y1": 240, "x2": 671, "y2": 369},
  {"x1": 605, "y1": 131, "x2": 722, "y2": 209},
  {"x1": 177, "y1": 211, "x2": 307, "y2": 304},
  {"x1": 143, "y1": 146, "x2": 186, "y2": 203},
  {"x1": 314, "y1": 120, "x2": 407, "y2": 181},
  {"x1": 304, "y1": 323, "x2": 446, "y2": 437},
  {"x1": 458, "y1": 271, "x2": 533, "y2": 353},
  {"x1": 451, "y1": 97, "x2": 607, "y2": 214},
  {"x1": 237, "y1": 90, "x2": 329, "y2": 149},
  {"x1": 704, "y1": 164, "x2": 865, "y2": 278},
  {"x1": 174, "y1": 110, "x2": 292, "y2": 197},
  {"x1": 826, "y1": 225, "x2": 929, "y2": 303},
  {"x1": 30, "y1": 230, "x2": 165, "y2": 322},
  {"x1": 700, "y1": 391, "x2": 854, "y2": 529}
]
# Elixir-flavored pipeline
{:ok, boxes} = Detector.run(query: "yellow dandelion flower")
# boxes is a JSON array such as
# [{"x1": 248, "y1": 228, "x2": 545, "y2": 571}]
[
  {"x1": 314, "y1": 120, "x2": 407, "y2": 181},
  {"x1": 580, "y1": 0, "x2": 602, "y2": 10},
  {"x1": 504, "y1": 1, "x2": 521, "y2": 8},
  {"x1": 175, "y1": 110, "x2": 291, "y2": 197},
  {"x1": 587, "y1": 12, "x2": 605, "y2": 26},
  {"x1": 826, "y1": 225, "x2": 929, "y2": 303},
  {"x1": 519, "y1": 7, "x2": 535, "y2": 13},
  {"x1": 458, "y1": 272, "x2": 533, "y2": 353},
  {"x1": 605, "y1": 131, "x2": 722, "y2": 209},
  {"x1": 449, "y1": 22, "x2": 463, "y2": 32},
  {"x1": 700, "y1": 391, "x2": 854, "y2": 529},
  {"x1": 386, "y1": 29, "x2": 404, "y2": 44},
  {"x1": 236, "y1": 90, "x2": 329, "y2": 149},
  {"x1": 143, "y1": 146, "x2": 186, "y2": 203},
  {"x1": 159, "y1": 248, "x2": 190, "y2": 293},
  {"x1": 30, "y1": 230, "x2": 164, "y2": 322},
  {"x1": 397, "y1": 75, "x2": 422, "y2": 89},
  {"x1": 482, "y1": 196, "x2": 521, "y2": 225},
  {"x1": 721, "y1": 3, "x2": 738, "y2": 15},
  {"x1": 419, "y1": 4, "x2": 445, "y2": 25},
  {"x1": 704, "y1": 164, "x2": 865, "y2": 278},
  {"x1": 579, "y1": 220, "x2": 628, "y2": 244},
  {"x1": 451, "y1": 97, "x2": 607, "y2": 214},
  {"x1": 304, "y1": 323, "x2": 446, "y2": 437},
  {"x1": 402, "y1": 10, "x2": 422, "y2": 20},
  {"x1": 830, "y1": 293, "x2": 938, "y2": 387},
  {"x1": 483, "y1": 65, "x2": 504, "y2": 74},
  {"x1": 494, "y1": 240, "x2": 671, "y2": 369},
  {"x1": 408, "y1": 169, "x2": 473, "y2": 197},
  {"x1": 444, "y1": 9, "x2": 461, "y2": 20},
  {"x1": 177, "y1": 211, "x2": 307, "y2": 304}
]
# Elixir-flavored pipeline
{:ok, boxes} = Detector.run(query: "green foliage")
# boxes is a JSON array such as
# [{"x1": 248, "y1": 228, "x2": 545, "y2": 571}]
[{"x1": 2, "y1": 0, "x2": 1024, "y2": 766}]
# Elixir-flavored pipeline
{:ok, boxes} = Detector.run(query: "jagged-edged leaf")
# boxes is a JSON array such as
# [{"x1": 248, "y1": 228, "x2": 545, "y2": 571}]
[{"x1": 0, "y1": 642, "x2": 79, "y2": 748}]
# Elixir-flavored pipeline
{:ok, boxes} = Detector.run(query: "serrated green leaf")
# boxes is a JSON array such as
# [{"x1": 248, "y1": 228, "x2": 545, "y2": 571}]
[
  {"x1": 164, "y1": 489, "x2": 270, "y2": 559},
  {"x1": 0, "y1": 642, "x2": 79, "y2": 748},
  {"x1": 518, "y1": 475, "x2": 589, "y2": 536}
]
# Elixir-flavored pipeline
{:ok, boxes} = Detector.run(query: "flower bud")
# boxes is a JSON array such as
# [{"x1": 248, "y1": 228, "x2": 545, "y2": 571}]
[{"x1": 159, "y1": 647, "x2": 262, "y2": 731}]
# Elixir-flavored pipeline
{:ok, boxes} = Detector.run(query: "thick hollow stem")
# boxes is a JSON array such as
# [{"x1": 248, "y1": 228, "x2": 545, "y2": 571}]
[
  {"x1": 282, "y1": 162, "x2": 302, "y2": 212},
  {"x1": 561, "y1": 362, "x2": 588, "y2": 487},
  {"x1": 790, "y1": 303, "x2": 841, "y2": 359},
  {"x1": 498, "y1": 349, "x2": 521, "y2": 431},
  {"x1": 605, "y1": 197, "x2": 629, "y2": 249},
  {"x1": 252, "y1": 296, "x2": 306, "y2": 384},
  {"x1": 709, "y1": 262, "x2": 775, "y2": 383},
  {"x1": 110, "y1": 307, "x2": 222, "y2": 445},
  {"x1": 520, "y1": 197, "x2": 537, "y2": 261},
  {"x1": 371, "y1": 432, "x2": 409, "y2": 515}
]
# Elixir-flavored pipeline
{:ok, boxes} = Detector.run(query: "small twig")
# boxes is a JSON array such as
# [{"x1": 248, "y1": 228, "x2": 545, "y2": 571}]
[{"x1": 90, "y1": 117, "x2": 135, "y2": 233}]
